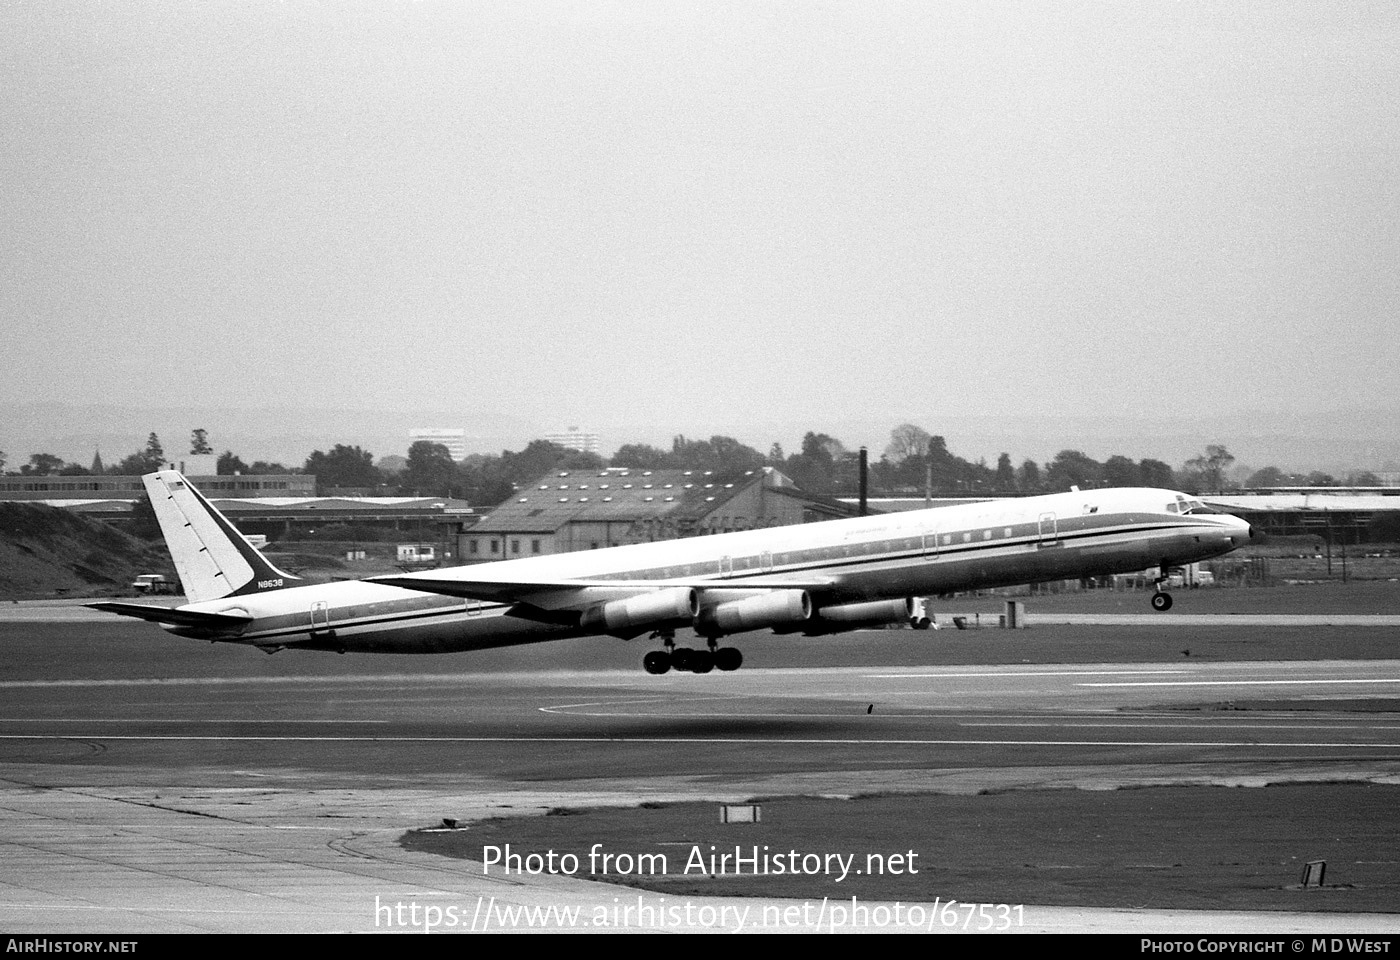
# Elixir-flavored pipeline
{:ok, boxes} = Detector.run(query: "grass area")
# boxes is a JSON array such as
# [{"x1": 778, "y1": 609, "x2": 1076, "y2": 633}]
[
  {"x1": 403, "y1": 783, "x2": 1400, "y2": 913},
  {"x1": 0, "y1": 502, "x2": 169, "y2": 599}
]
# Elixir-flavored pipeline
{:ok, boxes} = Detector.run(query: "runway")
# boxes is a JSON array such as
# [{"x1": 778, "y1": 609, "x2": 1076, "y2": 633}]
[
  {"x1": 2, "y1": 614, "x2": 1400, "y2": 932},
  {"x1": 5, "y1": 660, "x2": 1400, "y2": 781}
]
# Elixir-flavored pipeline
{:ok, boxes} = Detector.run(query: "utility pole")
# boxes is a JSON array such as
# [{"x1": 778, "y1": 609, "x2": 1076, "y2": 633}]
[
  {"x1": 1324, "y1": 516, "x2": 1333, "y2": 576},
  {"x1": 858, "y1": 447, "x2": 868, "y2": 517},
  {"x1": 1340, "y1": 523, "x2": 1348, "y2": 584}
]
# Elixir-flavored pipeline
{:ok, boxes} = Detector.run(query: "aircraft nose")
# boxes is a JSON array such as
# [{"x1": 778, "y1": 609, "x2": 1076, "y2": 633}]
[{"x1": 1226, "y1": 515, "x2": 1252, "y2": 544}]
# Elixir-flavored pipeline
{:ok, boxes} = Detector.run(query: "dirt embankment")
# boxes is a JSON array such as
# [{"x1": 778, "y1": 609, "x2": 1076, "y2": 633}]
[{"x1": 0, "y1": 503, "x2": 171, "y2": 600}]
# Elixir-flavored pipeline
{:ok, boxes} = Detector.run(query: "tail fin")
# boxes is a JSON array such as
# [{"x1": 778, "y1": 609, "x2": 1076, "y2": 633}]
[{"x1": 143, "y1": 470, "x2": 302, "y2": 602}]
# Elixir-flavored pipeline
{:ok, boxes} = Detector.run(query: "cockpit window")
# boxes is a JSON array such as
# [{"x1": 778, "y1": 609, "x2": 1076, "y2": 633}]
[
  {"x1": 1166, "y1": 502, "x2": 1179, "y2": 513},
  {"x1": 1181, "y1": 498, "x2": 1217, "y2": 515}
]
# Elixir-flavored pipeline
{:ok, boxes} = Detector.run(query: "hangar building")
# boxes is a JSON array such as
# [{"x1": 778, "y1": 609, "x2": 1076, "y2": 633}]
[{"x1": 460, "y1": 466, "x2": 861, "y2": 561}]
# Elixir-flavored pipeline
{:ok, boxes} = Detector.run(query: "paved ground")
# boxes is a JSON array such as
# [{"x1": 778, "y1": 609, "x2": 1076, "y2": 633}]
[
  {"x1": 5, "y1": 777, "x2": 1397, "y2": 934},
  {"x1": 2, "y1": 601, "x2": 1399, "y2": 934}
]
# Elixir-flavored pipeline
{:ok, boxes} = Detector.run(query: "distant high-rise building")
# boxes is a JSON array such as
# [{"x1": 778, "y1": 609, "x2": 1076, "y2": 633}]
[
  {"x1": 409, "y1": 428, "x2": 468, "y2": 461},
  {"x1": 544, "y1": 426, "x2": 600, "y2": 455}
]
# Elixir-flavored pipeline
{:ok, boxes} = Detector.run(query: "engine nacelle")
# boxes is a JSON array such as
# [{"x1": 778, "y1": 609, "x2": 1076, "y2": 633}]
[
  {"x1": 579, "y1": 587, "x2": 699, "y2": 637},
  {"x1": 795, "y1": 597, "x2": 915, "y2": 636},
  {"x1": 700, "y1": 590, "x2": 812, "y2": 635}
]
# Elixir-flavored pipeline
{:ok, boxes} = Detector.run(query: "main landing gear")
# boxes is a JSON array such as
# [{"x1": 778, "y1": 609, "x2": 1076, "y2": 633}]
[{"x1": 642, "y1": 631, "x2": 743, "y2": 675}]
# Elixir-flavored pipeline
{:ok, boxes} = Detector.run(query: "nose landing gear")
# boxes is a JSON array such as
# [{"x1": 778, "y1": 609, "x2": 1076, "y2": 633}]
[{"x1": 1151, "y1": 565, "x2": 1174, "y2": 611}]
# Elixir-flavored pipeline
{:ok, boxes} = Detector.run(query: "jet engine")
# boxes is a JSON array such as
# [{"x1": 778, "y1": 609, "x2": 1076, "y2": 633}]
[
  {"x1": 579, "y1": 587, "x2": 699, "y2": 636},
  {"x1": 698, "y1": 589, "x2": 813, "y2": 635},
  {"x1": 787, "y1": 597, "x2": 915, "y2": 636}
]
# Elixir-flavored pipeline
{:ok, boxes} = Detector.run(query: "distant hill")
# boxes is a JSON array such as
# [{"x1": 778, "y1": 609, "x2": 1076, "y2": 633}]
[{"x1": 0, "y1": 503, "x2": 171, "y2": 600}]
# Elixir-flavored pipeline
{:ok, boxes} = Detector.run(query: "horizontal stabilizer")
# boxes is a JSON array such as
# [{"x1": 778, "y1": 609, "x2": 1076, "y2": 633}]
[{"x1": 87, "y1": 602, "x2": 253, "y2": 630}]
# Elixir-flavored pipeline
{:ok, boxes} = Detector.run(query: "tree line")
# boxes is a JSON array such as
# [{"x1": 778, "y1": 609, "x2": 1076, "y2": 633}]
[
  {"x1": 1, "y1": 430, "x2": 293, "y2": 479},
  {"x1": 2, "y1": 425, "x2": 1384, "y2": 505}
]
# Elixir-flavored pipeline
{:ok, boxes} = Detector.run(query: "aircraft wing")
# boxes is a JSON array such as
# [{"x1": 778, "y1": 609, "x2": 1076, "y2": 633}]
[
  {"x1": 369, "y1": 575, "x2": 835, "y2": 606},
  {"x1": 87, "y1": 602, "x2": 254, "y2": 630}
]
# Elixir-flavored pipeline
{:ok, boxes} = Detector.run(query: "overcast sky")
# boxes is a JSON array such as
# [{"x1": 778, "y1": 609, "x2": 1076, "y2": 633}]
[{"x1": 3, "y1": 1, "x2": 1397, "y2": 452}]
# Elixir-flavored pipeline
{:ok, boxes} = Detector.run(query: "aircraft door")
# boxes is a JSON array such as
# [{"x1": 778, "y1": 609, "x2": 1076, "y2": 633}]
[
  {"x1": 1038, "y1": 512, "x2": 1059, "y2": 547},
  {"x1": 921, "y1": 527, "x2": 939, "y2": 555},
  {"x1": 719, "y1": 556, "x2": 734, "y2": 578},
  {"x1": 310, "y1": 601, "x2": 332, "y2": 634}
]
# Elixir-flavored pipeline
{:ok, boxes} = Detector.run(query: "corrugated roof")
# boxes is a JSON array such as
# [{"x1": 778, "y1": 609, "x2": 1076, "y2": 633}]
[{"x1": 469, "y1": 468, "x2": 760, "y2": 533}]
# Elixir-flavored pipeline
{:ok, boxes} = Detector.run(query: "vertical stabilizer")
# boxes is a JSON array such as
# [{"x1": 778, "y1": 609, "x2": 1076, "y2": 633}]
[{"x1": 143, "y1": 471, "x2": 302, "y2": 602}]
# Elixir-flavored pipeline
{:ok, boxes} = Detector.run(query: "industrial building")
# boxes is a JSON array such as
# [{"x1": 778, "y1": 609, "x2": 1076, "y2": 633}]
[
  {"x1": 15, "y1": 491, "x2": 471, "y2": 549},
  {"x1": 459, "y1": 466, "x2": 861, "y2": 560},
  {"x1": 1205, "y1": 489, "x2": 1400, "y2": 544},
  {"x1": 0, "y1": 466, "x2": 467, "y2": 549},
  {"x1": 0, "y1": 473, "x2": 315, "y2": 500},
  {"x1": 857, "y1": 489, "x2": 1400, "y2": 547}
]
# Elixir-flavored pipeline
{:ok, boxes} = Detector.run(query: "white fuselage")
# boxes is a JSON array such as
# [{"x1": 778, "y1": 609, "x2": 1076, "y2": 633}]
[{"x1": 170, "y1": 487, "x2": 1249, "y2": 654}]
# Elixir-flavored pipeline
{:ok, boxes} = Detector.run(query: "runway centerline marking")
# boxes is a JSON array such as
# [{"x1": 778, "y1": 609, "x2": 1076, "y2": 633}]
[
  {"x1": 540, "y1": 710, "x2": 952, "y2": 718},
  {"x1": 1080, "y1": 679, "x2": 1400, "y2": 688},
  {"x1": 0, "y1": 718, "x2": 390, "y2": 724},
  {"x1": 864, "y1": 670, "x2": 1193, "y2": 679},
  {"x1": 962, "y1": 722, "x2": 1397, "y2": 731},
  {"x1": 0, "y1": 673, "x2": 549, "y2": 689}
]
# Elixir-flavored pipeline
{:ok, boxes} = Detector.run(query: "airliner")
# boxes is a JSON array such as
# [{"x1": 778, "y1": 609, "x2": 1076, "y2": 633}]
[{"x1": 91, "y1": 470, "x2": 1251, "y2": 673}]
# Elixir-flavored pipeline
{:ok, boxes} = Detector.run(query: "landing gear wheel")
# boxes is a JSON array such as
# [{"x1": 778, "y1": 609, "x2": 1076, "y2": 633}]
[
  {"x1": 689, "y1": 649, "x2": 715, "y2": 674},
  {"x1": 643, "y1": 650, "x2": 671, "y2": 675},
  {"x1": 1151, "y1": 592, "x2": 1173, "y2": 612},
  {"x1": 714, "y1": 647, "x2": 743, "y2": 672},
  {"x1": 671, "y1": 647, "x2": 693, "y2": 672}
]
